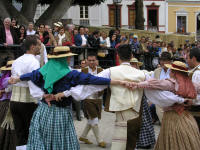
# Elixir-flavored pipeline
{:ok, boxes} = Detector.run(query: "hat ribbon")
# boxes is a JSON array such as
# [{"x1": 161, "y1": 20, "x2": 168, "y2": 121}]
[
  {"x1": 171, "y1": 64, "x2": 188, "y2": 71},
  {"x1": 52, "y1": 51, "x2": 71, "y2": 55}
]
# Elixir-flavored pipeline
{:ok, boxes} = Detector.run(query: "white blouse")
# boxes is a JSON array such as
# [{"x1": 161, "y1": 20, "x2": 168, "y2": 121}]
[
  {"x1": 63, "y1": 63, "x2": 185, "y2": 108},
  {"x1": 192, "y1": 65, "x2": 200, "y2": 105}
]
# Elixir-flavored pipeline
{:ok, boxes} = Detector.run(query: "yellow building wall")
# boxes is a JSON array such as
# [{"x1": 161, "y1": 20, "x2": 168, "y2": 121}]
[{"x1": 168, "y1": 2, "x2": 200, "y2": 33}]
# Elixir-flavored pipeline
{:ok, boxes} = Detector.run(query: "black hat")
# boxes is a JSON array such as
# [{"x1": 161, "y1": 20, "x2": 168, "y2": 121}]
[{"x1": 160, "y1": 52, "x2": 172, "y2": 61}]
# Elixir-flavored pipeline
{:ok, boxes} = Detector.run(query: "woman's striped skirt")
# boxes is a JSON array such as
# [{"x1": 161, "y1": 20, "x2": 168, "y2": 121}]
[
  {"x1": 154, "y1": 110, "x2": 200, "y2": 150},
  {"x1": 26, "y1": 102, "x2": 80, "y2": 150}
]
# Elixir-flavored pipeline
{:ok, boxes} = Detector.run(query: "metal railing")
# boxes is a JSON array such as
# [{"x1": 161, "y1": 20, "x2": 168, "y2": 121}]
[{"x1": 0, "y1": 44, "x2": 116, "y2": 69}]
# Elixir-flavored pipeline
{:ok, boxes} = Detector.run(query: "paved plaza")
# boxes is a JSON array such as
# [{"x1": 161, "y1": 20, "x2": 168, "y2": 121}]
[{"x1": 74, "y1": 111, "x2": 160, "y2": 150}]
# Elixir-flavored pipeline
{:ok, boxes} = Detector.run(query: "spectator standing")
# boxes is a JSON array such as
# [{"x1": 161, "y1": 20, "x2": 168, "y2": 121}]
[
  {"x1": 26, "y1": 22, "x2": 36, "y2": 35},
  {"x1": 110, "y1": 34, "x2": 117, "y2": 48},
  {"x1": 53, "y1": 22, "x2": 60, "y2": 37},
  {"x1": 38, "y1": 24, "x2": 45, "y2": 43},
  {"x1": 87, "y1": 30, "x2": 100, "y2": 49},
  {"x1": 0, "y1": 18, "x2": 19, "y2": 66},
  {"x1": 85, "y1": 27, "x2": 89, "y2": 38},
  {"x1": 0, "y1": 18, "x2": 19, "y2": 45},
  {"x1": 130, "y1": 35, "x2": 140, "y2": 60},
  {"x1": 65, "y1": 24, "x2": 76, "y2": 46},
  {"x1": 74, "y1": 26, "x2": 87, "y2": 47},
  {"x1": 100, "y1": 31, "x2": 110, "y2": 48},
  {"x1": 115, "y1": 29, "x2": 121, "y2": 44},
  {"x1": 18, "y1": 25, "x2": 26, "y2": 44},
  {"x1": 75, "y1": 26, "x2": 88, "y2": 60},
  {"x1": 11, "y1": 18, "x2": 20, "y2": 37},
  {"x1": 55, "y1": 26, "x2": 72, "y2": 46},
  {"x1": 44, "y1": 25, "x2": 57, "y2": 46}
]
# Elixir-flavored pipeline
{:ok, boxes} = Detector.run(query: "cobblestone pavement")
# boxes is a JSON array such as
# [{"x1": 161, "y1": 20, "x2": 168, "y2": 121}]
[{"x1": 74, "y1": 111, "x2": 160, "y2": 150}]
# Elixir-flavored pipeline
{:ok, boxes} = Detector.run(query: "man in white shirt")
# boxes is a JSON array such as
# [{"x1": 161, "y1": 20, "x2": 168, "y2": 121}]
[
  {"x1": 187, "y1": 47, "x2": 200, "y2": 130},
  {"x1": 152, "y1": 52, "x2": 172, "y2": 123},
  {"x1": 10, "y1": 35, "x2": 44, "y2": 147},
  {"x1": 79, "y1": 53, "x2": 106, "y2": 148},
  {"x1": 26, "y1": 22, "x2": 36, "y2": 35}
]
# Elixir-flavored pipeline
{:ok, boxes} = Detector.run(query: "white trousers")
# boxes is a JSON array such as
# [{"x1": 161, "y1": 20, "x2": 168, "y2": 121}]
[{"x1": 111, "y1": 109, "x2": 139, "y2": 150}]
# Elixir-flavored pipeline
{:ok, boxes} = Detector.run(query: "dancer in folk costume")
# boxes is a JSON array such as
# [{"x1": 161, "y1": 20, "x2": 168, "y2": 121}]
[
  {"x1": 129, "y1": 61, "x2": 200, "y2": 150},
  {"x1": 129, "y1": 58, "x2": 155, "y2": 149},
  {"x1": 9, "y1": 46, "x2": 125, "y2": 150},
  {"x1": 187, "y1": 48, "x2": 200, "y2": 130},
  {"x1": 10, "y1": 35, "x2": 42, "y2": 148},
  {"x1": 79, "y1": 52, "x2": 106, "y2": 148},
  {"x1": 0, "y1": 60, "x2": 16, "y2": 150},
  {"x1": 153, "y1": 52, "x2": 172, "y2": 123},
  {"x1": 54, "y1": 45, "x2": 156, "y2": 150}
]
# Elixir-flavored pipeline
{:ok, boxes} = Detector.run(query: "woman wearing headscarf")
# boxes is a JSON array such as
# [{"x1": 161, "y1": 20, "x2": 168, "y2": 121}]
[{"x1": 9, "y1": 46, "x2": 125, "y2": 150}]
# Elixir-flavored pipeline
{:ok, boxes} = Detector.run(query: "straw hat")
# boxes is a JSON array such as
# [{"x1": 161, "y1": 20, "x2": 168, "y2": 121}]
[
  {"x1": 165, "y1": 61, "x2": 189, "y2": 73},
  {"x1": 48, "y1": 46, "x2": 77, "y2": 59},
  {"x1": 57, "y1": 22, "x2": 63, "y2": 26},
  {"x1": 0, "y1": 60, "x2": 14, "y2": 71},
  {"x1": 54, "y1": 23, "x2": 60, "y2": 27},
  {"x1": 130, "y1": 58, "x2": 143, "y2": 66},
  {"x1": 54, "y1": 22, "x2": 63, "y2": 27}
]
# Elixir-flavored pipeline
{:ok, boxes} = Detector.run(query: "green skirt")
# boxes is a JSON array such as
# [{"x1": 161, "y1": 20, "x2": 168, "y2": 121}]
[{"x1": 26, "y1": 102, "x2": 80, "y2": 150}]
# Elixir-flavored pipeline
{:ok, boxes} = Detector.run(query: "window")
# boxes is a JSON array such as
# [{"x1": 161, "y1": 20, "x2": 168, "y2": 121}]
[
  {"x1": 129, "y1": 9, "x2": 135, "y2": 28},
  {"x1": 177, "y1": 16, "x2": 186, "y2": 33},
  {"x1": 80, "y1": 6, "x2": 89, "y2": 19}
]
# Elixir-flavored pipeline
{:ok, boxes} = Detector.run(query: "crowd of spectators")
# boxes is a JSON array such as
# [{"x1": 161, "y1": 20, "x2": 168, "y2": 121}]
[{"x1": 0, "y1": 17, "x2": 199, "y2": 70}]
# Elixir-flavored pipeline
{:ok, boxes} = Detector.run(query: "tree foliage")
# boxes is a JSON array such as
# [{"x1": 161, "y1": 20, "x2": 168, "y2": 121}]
[
  {"x1": 3, "y1": 0, "x2": 106, "y2": 25},
  {"x1": 16, "y1": 0, "x2": 106, "y2": 6}
]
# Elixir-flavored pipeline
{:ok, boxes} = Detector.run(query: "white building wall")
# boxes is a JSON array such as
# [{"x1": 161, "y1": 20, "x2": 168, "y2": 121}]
[
  {"x1": 63, "y1": 0, "x2": 167, "y2": 32},
  {"x1": 16, "y1": 0, "x2": 167, "y2": 33}
]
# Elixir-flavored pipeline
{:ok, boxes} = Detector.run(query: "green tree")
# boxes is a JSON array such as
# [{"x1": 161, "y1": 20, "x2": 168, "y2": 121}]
[{"x1": 0, "y1": 0, "x2": 105, "y2": 25}]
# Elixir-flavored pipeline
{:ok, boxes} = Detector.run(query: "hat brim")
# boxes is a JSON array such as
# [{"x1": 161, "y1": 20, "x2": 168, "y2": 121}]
[
  {"x1": 0, "y1": 66, "x2": 11, "y2": 71},
  {"x1": 54, "y1": 23, "x2": 60, "y2": 27},
  {"x1": 130, "y1": 61, "x2": 143, "y2": 66},
  {"x1": 165, "y1": 64, "x2": 189, "y2": 73},
  {"x1": 48, "y1": 52, "x2": 77, "y2": 59}
]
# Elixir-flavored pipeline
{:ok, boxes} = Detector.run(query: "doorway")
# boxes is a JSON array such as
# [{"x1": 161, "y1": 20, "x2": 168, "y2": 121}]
[{"x1": 148, "y1": 9, "x2": 158, "y2": 31}]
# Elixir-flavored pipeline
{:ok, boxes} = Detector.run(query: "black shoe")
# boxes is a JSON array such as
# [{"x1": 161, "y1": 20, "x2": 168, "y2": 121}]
[
  {"x1": 77, "y1": 115, "x2": 81, "y2": 121},
  {"x1": 137, "y1": 145, "x2": 153, "y2": 149}
]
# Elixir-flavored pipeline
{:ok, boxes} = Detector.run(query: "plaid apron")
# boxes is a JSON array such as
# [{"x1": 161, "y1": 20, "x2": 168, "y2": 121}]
[
  {"x1": 136, "y1": 96, "x2": 155, "y2": 148},
  {"x1": 26, "y1": 102, "x2": 80, "y2": 150}
]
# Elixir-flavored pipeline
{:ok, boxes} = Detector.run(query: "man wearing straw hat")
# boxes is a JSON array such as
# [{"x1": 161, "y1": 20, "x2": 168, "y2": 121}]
[
  {"x1": 130, "y1": 58, "x2": 143, "y2": 69},
  {"x1": 9, "y1": 46, "x2": 125, "y2": 150},
  {"x1": 9, "y1": 35, "x2": 42, "y2": 148},
  {"x1": 187, "y1": 47, "x2": 200, "y2": 130}
]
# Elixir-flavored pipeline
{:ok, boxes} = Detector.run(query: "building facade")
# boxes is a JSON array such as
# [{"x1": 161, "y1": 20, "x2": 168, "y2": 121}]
[
  {"x1": 12, "y1": 0, "x2": 200, "y2": 36},
  {"x1": 63, "y1": 0, "x2": 167, "y2": 33},
  {"x1": 167, "y1": 0, "x2": 200, "y2": 37}
]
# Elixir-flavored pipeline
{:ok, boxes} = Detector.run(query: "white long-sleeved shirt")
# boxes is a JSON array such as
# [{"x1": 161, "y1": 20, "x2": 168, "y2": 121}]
[
  {"x1": 192, "y1": 65, "x2": 200, "y2": 105},
  {"x1": 63, "y1": 63, "x2": 184, "y2": 108},
  {"x1": 11, "y1": 54, "x2": 44, "y2": 99}
]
